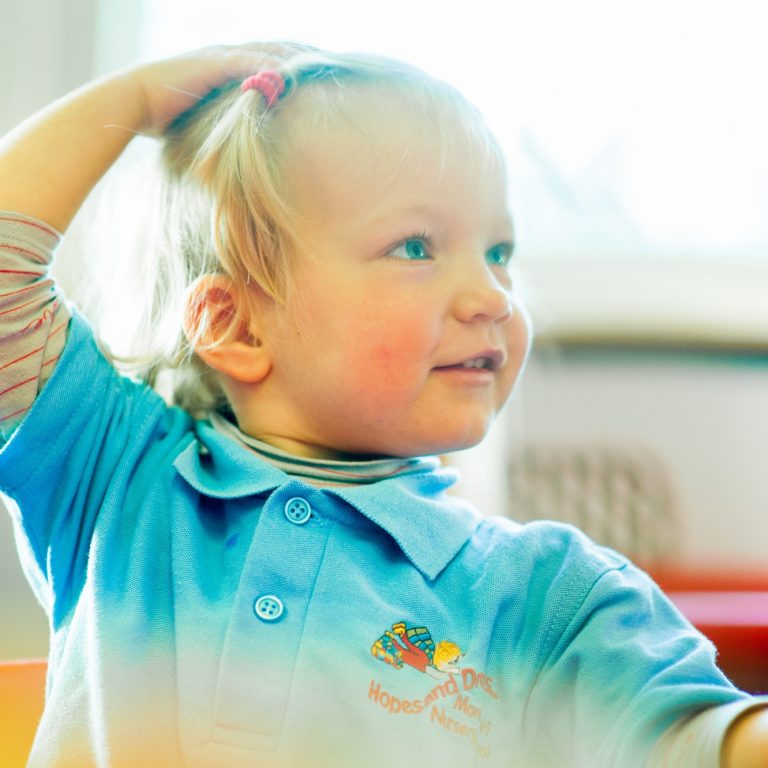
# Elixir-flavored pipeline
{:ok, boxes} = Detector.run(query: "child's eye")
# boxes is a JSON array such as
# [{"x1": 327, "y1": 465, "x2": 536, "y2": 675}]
[
  {"x1": 486, "y1": 241, "x2": 515, "y2": 268},
  {"x1": 388, "y1": 236, "x2": 432, "y2": 261}
]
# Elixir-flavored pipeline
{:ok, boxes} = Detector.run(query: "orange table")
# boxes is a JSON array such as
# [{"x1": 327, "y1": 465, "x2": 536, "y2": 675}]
[{"x1": 0, "y1": 658, "x2": 47, "y2": 767}]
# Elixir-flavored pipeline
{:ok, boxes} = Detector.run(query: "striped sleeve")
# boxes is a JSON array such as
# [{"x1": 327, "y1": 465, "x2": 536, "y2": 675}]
[{"x1": 0, "y1": 211, "x2": 71, "y2": 441}]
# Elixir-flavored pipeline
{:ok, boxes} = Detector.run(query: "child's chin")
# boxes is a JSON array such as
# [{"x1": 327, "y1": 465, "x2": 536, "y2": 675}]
[
  {"x1": 392, "y1": 432, "x2": 488, "y2": 459},
  {"x1": 333, "y1": 421, "x2": 491, "y2": 459}
]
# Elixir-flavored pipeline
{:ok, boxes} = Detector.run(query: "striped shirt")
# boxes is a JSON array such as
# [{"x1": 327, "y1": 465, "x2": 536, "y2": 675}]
[{"x1": 0, "y1": 212, "x2": 69, "y2": 439}]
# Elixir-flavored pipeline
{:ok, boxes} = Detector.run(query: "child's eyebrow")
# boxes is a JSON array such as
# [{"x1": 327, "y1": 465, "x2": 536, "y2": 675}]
[
  {"x1": 364, "y1": 204, "x2": 515, "y2": 232},
  {"x1": 362, "y1": 203, "x2": 443, "y2": 226}
]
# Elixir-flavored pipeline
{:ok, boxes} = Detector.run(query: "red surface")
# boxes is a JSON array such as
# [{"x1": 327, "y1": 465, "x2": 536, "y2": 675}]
[{"x1": 647, "y1": 567, "x2": 768, "y2": 694}]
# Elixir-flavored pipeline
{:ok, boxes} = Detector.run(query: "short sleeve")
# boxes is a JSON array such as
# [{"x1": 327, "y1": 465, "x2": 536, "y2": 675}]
[
  {"x1": 525, "y1": 550, "x2": 752, "y2": 767},
  {"x1": 0, "y1": 313, "x2": 190, "y2": 625}
]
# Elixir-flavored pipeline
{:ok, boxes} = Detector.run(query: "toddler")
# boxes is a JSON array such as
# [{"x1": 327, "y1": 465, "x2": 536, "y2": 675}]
[{"x1": 0, "y1": 43, "x2": 766, "y2": 768}]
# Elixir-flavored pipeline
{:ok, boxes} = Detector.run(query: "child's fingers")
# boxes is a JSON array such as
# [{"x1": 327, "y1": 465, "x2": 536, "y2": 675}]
[{"x1": 135, "y1": 41, "x2": 318, "y2": 133}]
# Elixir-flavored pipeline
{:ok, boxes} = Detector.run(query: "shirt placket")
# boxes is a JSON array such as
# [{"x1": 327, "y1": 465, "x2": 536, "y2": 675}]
[{"x1": 209, "y1": 481, "x2": 332, "y2": 753}]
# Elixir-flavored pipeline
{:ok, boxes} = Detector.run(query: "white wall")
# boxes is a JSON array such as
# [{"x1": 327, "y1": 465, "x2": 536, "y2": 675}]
[
  {"x1": 1, "y1": 0, "x2": 95, "y2": 134},
  {"x1": 0, "y1": 0, "x2": 142, "y2": 134}
]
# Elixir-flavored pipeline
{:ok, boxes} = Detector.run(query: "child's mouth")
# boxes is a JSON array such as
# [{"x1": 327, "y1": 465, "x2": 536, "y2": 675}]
[
  {"x1": 435, "y1": 350, "x2": 504, "y2": 372},
  {"x1": 457, "y1": 357, "x2": 494, "y2": 370}
]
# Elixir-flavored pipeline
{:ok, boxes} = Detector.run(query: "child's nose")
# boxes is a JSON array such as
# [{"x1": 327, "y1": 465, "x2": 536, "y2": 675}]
[{"x1": 453, "y1": 264, "x2": 513, "y2": 324}]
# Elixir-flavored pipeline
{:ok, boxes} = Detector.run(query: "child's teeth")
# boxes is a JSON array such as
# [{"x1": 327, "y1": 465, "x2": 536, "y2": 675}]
[{"x1": 462, "y1": 359, "x2": 484, "y2": 368}]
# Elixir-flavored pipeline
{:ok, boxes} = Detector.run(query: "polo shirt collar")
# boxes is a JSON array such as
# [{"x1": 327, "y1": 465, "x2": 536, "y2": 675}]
[
  {"x1": 174, "y1": 421, "x2": 285, "y2": 498},
  {"x1": 330, "y1": 469, "x2": 481, "y2": 581},
  {"x1": 174, "y1": 422, "x2": 481, "y2": 580}
]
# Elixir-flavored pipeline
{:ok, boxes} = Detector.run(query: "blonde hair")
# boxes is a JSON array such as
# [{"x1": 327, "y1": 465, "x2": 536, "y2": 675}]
[{"x1": 81, "y1": 49, "x2": 504, "y2": 416}]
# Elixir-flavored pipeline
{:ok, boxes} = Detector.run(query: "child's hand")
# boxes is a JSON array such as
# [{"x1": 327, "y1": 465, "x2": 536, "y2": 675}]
[
  {"x1": 127, "y1": 42, "x2": 309, "y2": 134},
  {"x1": 0, "y1": 41, "x2": 311, "y2": 230}
]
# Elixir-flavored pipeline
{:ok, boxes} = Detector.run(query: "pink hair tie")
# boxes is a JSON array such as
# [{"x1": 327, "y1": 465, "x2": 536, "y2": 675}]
[{"x1": 241, "y1": 70, "x2": 287, "y2": 108}]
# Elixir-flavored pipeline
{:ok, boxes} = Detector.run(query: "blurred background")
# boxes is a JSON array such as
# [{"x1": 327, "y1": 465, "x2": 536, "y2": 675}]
[{"x1": 1, "y1": 0, "x2": 767, "y2": 672}]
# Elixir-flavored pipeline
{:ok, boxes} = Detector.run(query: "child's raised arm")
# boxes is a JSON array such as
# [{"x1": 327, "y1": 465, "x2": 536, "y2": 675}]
[
  {"x1": 0, "y1": 43, "x2": 304, "y2": 436},
  {"x1": 0, "y1": 44, "x2": 298, "y2": 232}
]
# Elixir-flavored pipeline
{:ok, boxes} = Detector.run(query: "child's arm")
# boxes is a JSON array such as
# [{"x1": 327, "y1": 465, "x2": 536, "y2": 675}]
[
  {"x1": 0, "y1": 44, "x2": 300, "y2": 434},
  {"x1": 722, "y1": 707, "x2": 768, "y2": 767},
  {"x1": 0, "y1": 44, "x2": 297, "y2": 232}
]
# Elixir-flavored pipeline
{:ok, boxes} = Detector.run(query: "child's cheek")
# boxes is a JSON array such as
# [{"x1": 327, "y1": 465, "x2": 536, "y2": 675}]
[{"x1": 351, "y1": 325, "x2": 430, "y2": 391}]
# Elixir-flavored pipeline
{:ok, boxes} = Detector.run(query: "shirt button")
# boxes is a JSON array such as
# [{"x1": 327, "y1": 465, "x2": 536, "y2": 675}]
[
  {"x1": 254, "y1": 595, "x2": 284, "y2": 622},
  {"x1": 284, "y1": 497, "x2": 312, "y2": 525}
]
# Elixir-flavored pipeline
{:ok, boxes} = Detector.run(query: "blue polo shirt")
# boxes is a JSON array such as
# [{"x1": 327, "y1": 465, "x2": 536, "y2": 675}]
[{"x1": 0, "y1": 313, "x2": 756, "y2": 768}]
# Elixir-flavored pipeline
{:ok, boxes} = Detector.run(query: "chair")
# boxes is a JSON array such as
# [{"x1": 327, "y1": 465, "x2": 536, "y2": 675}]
[
  {"x1": 506, "y1": 440, "x2": 679, "y2": 562},
  {"x1": 0, "y1": 659, "x2": 47, "y2": 767}
]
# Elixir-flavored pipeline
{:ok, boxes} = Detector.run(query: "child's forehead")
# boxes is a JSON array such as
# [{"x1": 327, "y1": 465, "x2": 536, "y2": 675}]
[
  {"x1": 281, "y1": 73, "x2": 486, "y2": 141},
  {"x1": 275, "y1": 82, "x2": 505, "y2": 193}
]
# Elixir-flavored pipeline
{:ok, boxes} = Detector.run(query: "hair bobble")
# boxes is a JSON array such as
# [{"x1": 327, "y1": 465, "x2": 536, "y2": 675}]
[{"x1": 241, "y1": 70, "x2": 287, "y2": 108}]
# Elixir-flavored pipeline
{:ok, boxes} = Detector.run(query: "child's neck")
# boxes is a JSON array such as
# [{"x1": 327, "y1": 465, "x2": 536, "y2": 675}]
[{"x1": 208, "y1": 411, "x2": 434, "y2": 487}]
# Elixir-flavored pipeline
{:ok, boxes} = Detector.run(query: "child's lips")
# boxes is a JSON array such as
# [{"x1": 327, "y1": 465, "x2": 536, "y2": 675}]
[
  {"x1": 431, "y1": 363, "x2": 497, "y2": 387},
  {"x1": 434, "y1": 349, "x2": 505, "y2": 372}
]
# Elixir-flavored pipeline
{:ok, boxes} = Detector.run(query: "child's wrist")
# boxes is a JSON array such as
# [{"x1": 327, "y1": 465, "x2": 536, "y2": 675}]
[{"x1": 105, "y1": 68, "x2": 159, "y2": 136}]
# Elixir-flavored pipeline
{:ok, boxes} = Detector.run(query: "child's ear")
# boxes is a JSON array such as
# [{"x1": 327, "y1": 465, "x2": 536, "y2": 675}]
[{"x1": 183, "y1": 274, "x2": 271, "y2": 384}]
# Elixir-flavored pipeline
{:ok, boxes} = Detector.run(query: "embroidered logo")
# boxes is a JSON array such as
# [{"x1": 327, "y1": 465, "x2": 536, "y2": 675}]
[
  {"x1": 369, "y1": 621, "x2": 496, "y2": 759},
  {"x1": 371, "y1": 621, "x2": 462, "y2": 679}
]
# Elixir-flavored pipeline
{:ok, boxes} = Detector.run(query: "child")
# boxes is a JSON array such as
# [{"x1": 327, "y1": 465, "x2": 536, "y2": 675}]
[{"x1": 0, "y1": 42, "x2": 766, "y2": 768}]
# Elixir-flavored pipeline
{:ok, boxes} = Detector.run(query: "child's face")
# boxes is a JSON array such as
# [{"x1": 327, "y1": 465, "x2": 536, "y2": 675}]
[{"x1": 250, "y1": 98, "x2": 530, "y2": 459}]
